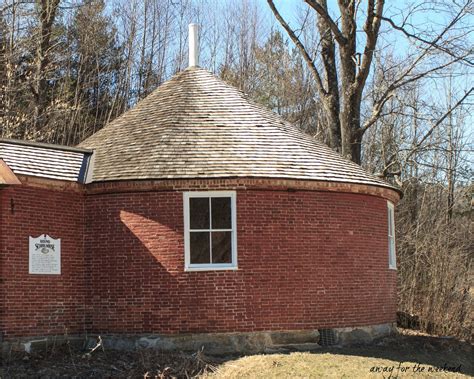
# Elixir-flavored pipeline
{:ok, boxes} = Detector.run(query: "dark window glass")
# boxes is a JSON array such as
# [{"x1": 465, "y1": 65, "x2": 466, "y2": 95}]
[
  {"x1": 211, "y1": 197, "x2": 231, "y2": 229},
  {"x1": 190, "y1": 198, "x2": 209, "y2": 229},
  {"x1": 212, "y1": 232, "x2": 232, "y2": 263},
  {"x1": 190, "y1": 232, "x2": 210, "y2": 263}
]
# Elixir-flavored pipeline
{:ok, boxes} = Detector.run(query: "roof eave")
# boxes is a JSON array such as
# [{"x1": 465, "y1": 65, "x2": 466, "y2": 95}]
[{"x1": 86, "y1": 175, "x2": 403, "y2": 198}]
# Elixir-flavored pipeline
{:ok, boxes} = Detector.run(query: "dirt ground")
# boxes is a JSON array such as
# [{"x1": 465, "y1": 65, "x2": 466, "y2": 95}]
[{"x1": 1, "y1": 330, "x2": 472, "y2": 378}]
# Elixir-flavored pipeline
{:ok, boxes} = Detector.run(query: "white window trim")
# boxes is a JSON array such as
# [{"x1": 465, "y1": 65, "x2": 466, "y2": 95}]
[
  {"x1": 183, "y1": 191, "x2": 238, "y2": 271},
  {"x1": 387, "y1": 201, "x2": 397, "y2": 270}
]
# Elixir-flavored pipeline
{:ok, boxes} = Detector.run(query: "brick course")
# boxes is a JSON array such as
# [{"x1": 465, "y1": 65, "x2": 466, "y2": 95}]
[{"x1": 1, "y1": 178, "x2": 398, "y2": 339}]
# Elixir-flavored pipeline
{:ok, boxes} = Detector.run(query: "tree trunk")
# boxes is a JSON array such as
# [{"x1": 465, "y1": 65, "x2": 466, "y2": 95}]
[
  {"x1": 316, "y1": 0, "x2": 341, "y2": 151},
  {"x1": 32, "y1": 0, "x2": 60, "y2": 134}
]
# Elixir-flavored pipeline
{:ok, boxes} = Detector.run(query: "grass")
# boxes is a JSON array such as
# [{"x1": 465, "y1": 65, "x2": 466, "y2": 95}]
[
  {"x1": 205, "y1": 352, "x2": 467, "y2": 378},
  {"x1": 205, "y1": 331, "x2": 472, "y2": 378},
  {"x1": 1, "y1": 330, "x2": 472, "y2": 378}
]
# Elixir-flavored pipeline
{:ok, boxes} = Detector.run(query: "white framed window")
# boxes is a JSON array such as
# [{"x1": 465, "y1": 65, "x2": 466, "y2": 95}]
[
  {"x1": 387, "y1": 201, "x2": 396, "y2": 269},
  {"x1": 183, "y1": 191, "x2": 237, "y2": 271}
]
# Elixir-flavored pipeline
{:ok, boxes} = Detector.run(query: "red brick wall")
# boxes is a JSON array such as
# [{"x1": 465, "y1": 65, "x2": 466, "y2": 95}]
[
  {"x1": 0, "y1": 182, "x2": 397, "y2": 339},
  {"x1": 0, "y1": 185, "x2": 85, "y2": 339},
  {"x1": 84, "y1": 189, "x2": 397, "y2": 334}
]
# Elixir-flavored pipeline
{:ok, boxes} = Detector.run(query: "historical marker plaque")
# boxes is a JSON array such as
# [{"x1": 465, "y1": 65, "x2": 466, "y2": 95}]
[{"x1": 29, "y1": 234, "x2": 61, "y2": 275}]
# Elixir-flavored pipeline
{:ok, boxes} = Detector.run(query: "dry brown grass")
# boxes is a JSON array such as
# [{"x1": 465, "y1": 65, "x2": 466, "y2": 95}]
[
  {"x1": 1, "y1": 331, "x2": 472, "y2": 378},
  {"x1": 206, "y1": 331, "x2": 473, "y2": 378},
  {"x1": 205, "y1": 352, "x2": 467, "y2": 379}
]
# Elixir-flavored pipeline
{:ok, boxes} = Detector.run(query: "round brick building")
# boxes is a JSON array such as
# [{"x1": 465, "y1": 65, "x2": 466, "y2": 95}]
[{"x1": 0, "y1": 36, "x2": 400, "y2": 351}]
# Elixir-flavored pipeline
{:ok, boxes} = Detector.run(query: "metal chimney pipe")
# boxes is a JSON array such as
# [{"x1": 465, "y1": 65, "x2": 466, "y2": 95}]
[{"x1": 189, "y1": 23, "x2": 199, "y2": 67}]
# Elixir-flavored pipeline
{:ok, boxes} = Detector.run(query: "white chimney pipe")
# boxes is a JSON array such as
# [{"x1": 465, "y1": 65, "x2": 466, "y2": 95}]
[{"x1": 189, "y1": 23, "x2": 199, "y2": 67}]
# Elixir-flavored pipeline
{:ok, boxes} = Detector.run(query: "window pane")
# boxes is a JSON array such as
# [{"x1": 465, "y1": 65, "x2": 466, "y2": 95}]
[
  {"x1": 212, "y1": 232, "x2": 232, "y2": 263},
  {"x1": 389, "y1": 237, "x2": 396, "y2": 267},
  {"x1": 387, "y1": 207, "x2": 393, "y2": 236},
  {"x1": 190, "y1": 232, "x2": 210, "y2": 263},
  {"x1": 190, "y1": 197, "x2": 209, "y2": 229},
  {"x1": 212, "y1": 197, "x2": 231, "y2": 229}
]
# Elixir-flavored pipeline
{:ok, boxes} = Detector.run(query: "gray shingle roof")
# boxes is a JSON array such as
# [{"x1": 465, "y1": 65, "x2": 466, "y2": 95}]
[
  {"x1": 79, "y1": 67, "x2": 397, "y2": 191},
  {"x1": 0, "y1": 139, "x2": 92, "y2": 183}
]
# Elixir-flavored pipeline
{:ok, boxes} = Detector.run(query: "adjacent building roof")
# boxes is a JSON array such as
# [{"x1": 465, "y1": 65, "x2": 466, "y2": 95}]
[
  {"x1": 79, "y1": 67, "x2": 396, "y2": 191},
  {"x1": 0, "y1": 139, "x2": 92, "y2": 183}
]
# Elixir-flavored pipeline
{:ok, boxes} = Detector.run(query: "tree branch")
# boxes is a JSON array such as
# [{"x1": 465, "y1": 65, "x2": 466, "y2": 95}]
[
  {"x1": 361, "y1": 54, "x2": 469, "y2": 134},
  {"x1": 412, "y1": 86, "x2": 473, "y2": 151},
  {"x1": 356, "y1": 0, "x2": 384, "y2": 90},
  {"x1": 359, "y1": 92, "x2": 394, "y2": 134},
  {"x1": 267, "y1": 0, "x2": 327, "y2": 96},
  {"x1": 381, "y1": 86, "x2": 472, "y2": 178},
  {"x1": 0, "y1": 0, "x2": 33, "y2": 15},
  {"x1": 380, "y1": 1, "x2": 473, "y2": 67},
  {"x1": 381, "y1": 16, "x2": 474, "y2": 67},
  {"x1": 304, "y1": 0, "x2": 347, "y2": 45}
]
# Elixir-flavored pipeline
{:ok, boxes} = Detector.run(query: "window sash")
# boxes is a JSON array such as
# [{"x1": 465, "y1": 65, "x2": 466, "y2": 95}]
[
  {"x1": 189, "y1": 230, "x2": 233, "y2": 264},
  {"x1": 387, "y1": 208, "x2": 392, "y2": 237},
  {"x1": 184, "y1": 191, "x2": 237, "y2": 271},
  {"x1": 387, "y1": 201, "x2": 396, "y2": 269},
  {"x1": 389, "y1": 237, "x2": 396, "y2": 267}
]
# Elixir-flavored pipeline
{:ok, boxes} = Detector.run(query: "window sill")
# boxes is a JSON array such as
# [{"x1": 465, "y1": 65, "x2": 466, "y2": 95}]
[
  {"x1": 389, "y1": 266, "x2": 397, "y2": 271},
  {"x1": 185, "y1": 266, "x2": 238, "y2": 272}
]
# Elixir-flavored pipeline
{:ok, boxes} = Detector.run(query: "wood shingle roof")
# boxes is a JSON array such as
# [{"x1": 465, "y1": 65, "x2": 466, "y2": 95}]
[
  {"x1": 79, "y1": 67, "x2": 397, "y2": 191},
  {"x1": 0, "y1": 139, "x2": 92, "y2": 183}
]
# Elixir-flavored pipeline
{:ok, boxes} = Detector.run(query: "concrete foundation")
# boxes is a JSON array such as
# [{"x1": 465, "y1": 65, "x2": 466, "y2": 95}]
[{"x1": 1, "y1": 323, "x2": 397, "y2": 357}]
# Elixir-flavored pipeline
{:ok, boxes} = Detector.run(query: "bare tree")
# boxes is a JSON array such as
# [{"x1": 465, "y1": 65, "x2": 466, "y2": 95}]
[
  {"x1": 31, "y1": 0, "x2": 60, "y2": 132},
  {"x1": 267, "y1": 0, "x2": 473, "y2": 164}
]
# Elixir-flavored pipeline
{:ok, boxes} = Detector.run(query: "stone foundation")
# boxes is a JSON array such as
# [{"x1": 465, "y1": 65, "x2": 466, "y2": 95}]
[{"x1": 2, "y1": 323, "x2": 397, "y2": 356}]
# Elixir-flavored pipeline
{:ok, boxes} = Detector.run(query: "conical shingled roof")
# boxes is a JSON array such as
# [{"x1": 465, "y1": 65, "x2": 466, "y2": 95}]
[{"x1": 79, "y1": 67, "x2": 395, "y2": 191}]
